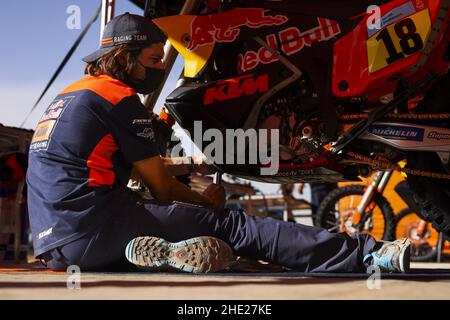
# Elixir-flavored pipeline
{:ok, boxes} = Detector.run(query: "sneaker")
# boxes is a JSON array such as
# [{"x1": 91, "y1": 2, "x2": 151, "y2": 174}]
[
  {"x1": 125, "y1": 236, "x2": 236, "y2": 273},
  {"x1": 364, "y1": 238, "x2": 412, "y2": 273}
]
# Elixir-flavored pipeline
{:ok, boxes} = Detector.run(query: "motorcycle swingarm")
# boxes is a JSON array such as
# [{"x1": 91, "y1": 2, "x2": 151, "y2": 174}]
[{"x1": 358, "y1": 121, "x2": 450, "y2": 157}]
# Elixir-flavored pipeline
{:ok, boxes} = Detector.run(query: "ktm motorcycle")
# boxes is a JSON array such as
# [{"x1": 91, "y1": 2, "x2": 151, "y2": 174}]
[{"x1": 152, "y1": 0, "x2": 450, "y2": 238}]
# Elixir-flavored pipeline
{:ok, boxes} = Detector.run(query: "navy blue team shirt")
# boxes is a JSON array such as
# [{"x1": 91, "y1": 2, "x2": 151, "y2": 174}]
[{"x1": 27, "y1": 75, "x2": 159, "y2": 257}]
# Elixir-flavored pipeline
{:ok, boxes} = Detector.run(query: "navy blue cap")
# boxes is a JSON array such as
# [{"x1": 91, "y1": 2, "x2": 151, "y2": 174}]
[{"x1": 82, "y1": 12, "x2": 167, "y2": 63}]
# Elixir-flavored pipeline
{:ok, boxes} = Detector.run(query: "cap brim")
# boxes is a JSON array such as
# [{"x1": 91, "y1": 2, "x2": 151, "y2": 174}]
[{"x1": 82, "y1": 47, "x2": 114, "y2": 63}]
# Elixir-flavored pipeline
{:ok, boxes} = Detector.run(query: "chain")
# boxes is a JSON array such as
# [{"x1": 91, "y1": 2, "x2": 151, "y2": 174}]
[
  {"x1": 345, "y1": 151, "x2": 450, "y2": 180},
  {"x1": 338, "y1": 111, "x2": 450, "y2": 179}
]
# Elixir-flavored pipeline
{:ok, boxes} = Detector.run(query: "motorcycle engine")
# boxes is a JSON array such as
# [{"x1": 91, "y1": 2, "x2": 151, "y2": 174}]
[{"x1": 257, "y1": 76, "x2": 325, "y2": 163}]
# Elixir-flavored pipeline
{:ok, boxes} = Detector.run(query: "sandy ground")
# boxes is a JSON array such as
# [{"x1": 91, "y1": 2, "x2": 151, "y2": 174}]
[{"x1": 1, "y1": 262, "x2": 450, "y2": 300}]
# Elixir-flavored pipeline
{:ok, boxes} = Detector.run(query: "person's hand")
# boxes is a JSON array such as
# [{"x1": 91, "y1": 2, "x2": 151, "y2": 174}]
[
  {"x1": 195, "y1": 163, "x2": 216, "y2": 175},
  {"x1": 202, "y1": 184, "x2": 226, "y2": 208},
  {"x1": 191, "y1": 155, "x2": 216, "y2": 175},
  {"x1": 129, "y1": 167, "x2": 142, "y2": 181}
]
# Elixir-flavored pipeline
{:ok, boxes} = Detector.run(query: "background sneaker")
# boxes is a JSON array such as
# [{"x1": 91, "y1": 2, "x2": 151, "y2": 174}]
[
  {"x1": 125, "y1": 236, "x2": 236, "y2": 273},
  {"x1": 364, "y1": 238, "x2": 412, "y2": 273}
]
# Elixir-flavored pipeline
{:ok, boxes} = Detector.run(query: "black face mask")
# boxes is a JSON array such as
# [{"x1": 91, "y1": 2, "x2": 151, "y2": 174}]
[{"x1": 127, "y1": 62, "x2": 165, "y2": 94}]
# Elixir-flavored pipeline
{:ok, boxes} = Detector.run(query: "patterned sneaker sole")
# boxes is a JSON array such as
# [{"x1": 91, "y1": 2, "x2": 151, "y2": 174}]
[
  {"x1": 399, "y1": 238, "x2": 412, "y2": 273},
  {"x1": 125, "y1": 236, "x2": 235, "y2": 273}
]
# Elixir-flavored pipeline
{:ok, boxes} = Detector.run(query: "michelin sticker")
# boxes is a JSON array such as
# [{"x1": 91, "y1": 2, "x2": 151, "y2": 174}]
[{"x1": 368, "y1": 124, "x2": 425, "y2": 141}]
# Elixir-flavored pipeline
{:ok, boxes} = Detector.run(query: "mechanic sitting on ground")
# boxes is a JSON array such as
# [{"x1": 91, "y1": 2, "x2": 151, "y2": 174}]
[{"x1": 27, "y1": 13, "x2": 411, "y2": 273}]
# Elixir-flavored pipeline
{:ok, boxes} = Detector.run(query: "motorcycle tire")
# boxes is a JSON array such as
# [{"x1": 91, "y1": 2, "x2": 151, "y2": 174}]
[
  {"x1": 316, "y1": 185, "x2": 395, "y2": 241},
  {"x1": 406, "y1": 72, "x2": 450, "y2": 240},
  {"x1": 393, "y1": 208, "x2": 438, "y2": 262}
]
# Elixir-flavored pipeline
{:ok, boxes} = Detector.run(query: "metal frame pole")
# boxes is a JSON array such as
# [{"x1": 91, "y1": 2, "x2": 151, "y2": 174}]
[
  {"x1": 436, "y1": 232, "x2": 444, "y2": 263},
  {"x1": 100, "y1": 0, "x2": 115, "y2": 40},
  {"x1": 213, "y1": 172, "x2": 222, "y2": 185},
  {"x1": 142, "y1": 0, "x2": 203, "y2": 112}
]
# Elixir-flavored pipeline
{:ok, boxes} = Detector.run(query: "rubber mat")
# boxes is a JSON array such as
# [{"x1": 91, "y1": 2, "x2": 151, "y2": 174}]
[
  {"x1": 217, "y1": 268, "x2": 450, "y2": 280},
  {"x1": 2, "y1": 262, "x2": 450, "y2": 280},
  {"x1": 0, "y1": 262, "x2": 65, "y2": 275}
]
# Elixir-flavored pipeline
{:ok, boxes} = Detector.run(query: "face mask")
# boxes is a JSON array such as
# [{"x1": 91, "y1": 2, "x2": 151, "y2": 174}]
[{"x1": 127, "y1": 62, "x2": 165, "y2": 94}]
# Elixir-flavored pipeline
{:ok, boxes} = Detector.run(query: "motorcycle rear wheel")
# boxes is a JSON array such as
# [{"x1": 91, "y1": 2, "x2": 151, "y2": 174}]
[{"x1": 406, "y1": 72, "x2": 450, "y2": 240}]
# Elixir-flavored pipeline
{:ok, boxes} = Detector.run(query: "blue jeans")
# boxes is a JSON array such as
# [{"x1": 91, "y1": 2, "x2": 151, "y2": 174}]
[{"x1": 42, "y1": 192, "x2": 377, "y2": 273}]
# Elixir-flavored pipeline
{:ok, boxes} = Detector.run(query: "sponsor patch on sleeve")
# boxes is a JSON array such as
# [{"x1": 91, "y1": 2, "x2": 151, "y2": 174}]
[{"x1": 30, "y1": 96, "x2": 74, "y2": 152}]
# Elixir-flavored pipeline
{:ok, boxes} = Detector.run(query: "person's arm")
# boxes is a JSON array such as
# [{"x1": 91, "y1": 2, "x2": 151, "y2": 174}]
[
  {"x1": 105, "y1": 95, "x2": 223, "y2": 207},
  {"x1": 161, "y1": 155, "x2": 215, "y2": 176},
  {"x1": 130, "y1": 155, "x2": 214, "y2": 179},
  {"x1": 133, "y1": 155, "x2": 224, "y2": 207}
]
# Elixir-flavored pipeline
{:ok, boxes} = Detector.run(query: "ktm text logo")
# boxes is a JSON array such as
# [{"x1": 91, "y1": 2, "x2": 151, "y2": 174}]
[{"x1": 204, "y1": 74, "x2": 269, "y2": 105}]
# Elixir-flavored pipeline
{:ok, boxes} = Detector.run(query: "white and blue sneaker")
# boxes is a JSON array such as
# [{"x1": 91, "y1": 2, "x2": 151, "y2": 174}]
[
  {"x1": 364, "y1": 238, "x2": 412, "y2": 273},
  {"x1": 125, "y1": 236, "x2": 236, "y2": 273}
]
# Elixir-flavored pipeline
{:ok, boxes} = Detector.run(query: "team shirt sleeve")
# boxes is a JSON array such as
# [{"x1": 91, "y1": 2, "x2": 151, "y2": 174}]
[{"x1": 107, "y1": 95, "x2": 160, "y2": 163}]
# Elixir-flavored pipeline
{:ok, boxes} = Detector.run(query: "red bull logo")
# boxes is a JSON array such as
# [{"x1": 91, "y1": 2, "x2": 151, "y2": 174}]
[
  {"x1": 238, "y1": 18, "x2": 341, "y2": 73},
  {"x1": 48, "y1": 99, "x2": 66, "y2": 110},
  {"x1": 187, "y1": 8, "x2": 288, "y2": 51}
]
